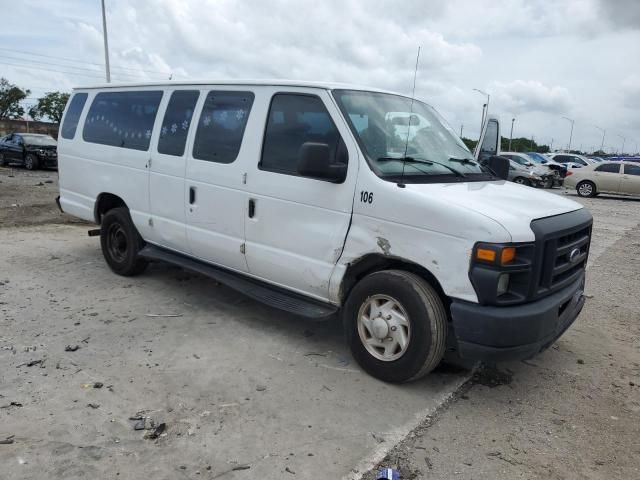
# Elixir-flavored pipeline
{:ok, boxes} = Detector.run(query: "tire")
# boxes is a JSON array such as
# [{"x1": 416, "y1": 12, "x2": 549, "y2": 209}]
[
  {"x1": 343, "y1": 270, "x2": 447, "y2": 383},
  {"x1": 577, "y1": 181, "x2": 597, "y2": 198},
  {"x1": 544, "y1": 178, "x2": 553, "y2": 189},
  {"x1": 24, "y1": 153, "x2": 39, "y2": 170},
  {"x1": 514, "y1": 177, "x2": 531, "y2": 186},
  {"x1": 100, "y1": 207, "x2": 148, "y2": 276},
  {"x1": 0, "y1": 152, "x2": 6, "y2": 166}
]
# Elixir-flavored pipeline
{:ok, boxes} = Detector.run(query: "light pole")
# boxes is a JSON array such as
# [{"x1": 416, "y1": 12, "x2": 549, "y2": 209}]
[
  {"x1": 561, "y1": 116, "x2": 574, "y2": 152},
  {"x1": 101, "y1": 0, "x2": 111, "y2": 83},
  {"x1": 509, "y1": 117, "x2": 515, "y2": 151},
  {"x1": 473, "y1": 88, "x2": 490, "y2": 136},
  {"x1": 460, "y1": 124, "x2": 463, "y2": 138},
  {"x1": 550, "y1": 137, "x2": 554, "y2": 152},
  {"x1": 594, "y1": 125, "x2": 605, "y2": 153},
  {"x1": 617, "y1": 134, "x2": 626, "y2": 155}
]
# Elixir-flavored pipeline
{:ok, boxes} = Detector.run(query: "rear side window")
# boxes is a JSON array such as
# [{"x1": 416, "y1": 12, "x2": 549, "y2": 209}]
[
  {"x1": 83, "y1": 90, "x2": 163, "y2": 151},
  {"x1": 60, "y1": 93, "x2": 88, "y2": 139},
  {"x1": 158, "y1": 90, "x2": 200, "y2": 156},
  {"x1": 192, "y1": 91, "x2": 254, "y2": 164},
  {"x1": 624, "y1": 164, "x2": 640, "y2": 176},
  {"x1": 595, "y1": 163, "x2": 620, "y2": 173},
  {"x1": 261, "y1": 94, "x2": 343, "y2": 175}
]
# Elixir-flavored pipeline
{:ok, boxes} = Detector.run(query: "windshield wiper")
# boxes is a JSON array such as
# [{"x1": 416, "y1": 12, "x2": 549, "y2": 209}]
[
  {"x1": 376, "y1": 156, "x2": 466, "y2": 178},
  {"x1": 448, "y1": 157, "x2": 477, "y2": 166}
]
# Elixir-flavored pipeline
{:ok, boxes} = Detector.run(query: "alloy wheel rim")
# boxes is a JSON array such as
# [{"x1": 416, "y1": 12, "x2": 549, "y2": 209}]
[
  {"x1": 579, "y1": 183, "x2": 592, "y2": 196},
  {"x1": 357, "y1": 294, "x2": 411, "y2": 362}
]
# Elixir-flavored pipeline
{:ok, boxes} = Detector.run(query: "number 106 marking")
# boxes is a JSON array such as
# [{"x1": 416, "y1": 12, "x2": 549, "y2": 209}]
[{"x1": 360, "y1": 191, "x2": 373, "y2": 204}]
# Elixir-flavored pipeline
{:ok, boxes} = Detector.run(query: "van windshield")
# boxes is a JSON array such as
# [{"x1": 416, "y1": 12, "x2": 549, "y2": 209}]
[{"x1": 333, "y1": 90, "x2": 495, "y2": 183}]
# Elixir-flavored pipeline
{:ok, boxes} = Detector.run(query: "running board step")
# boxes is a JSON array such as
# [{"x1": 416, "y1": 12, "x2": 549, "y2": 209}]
[{"x1": 139, "y1": 245, "x2": 338, "y2": 320}]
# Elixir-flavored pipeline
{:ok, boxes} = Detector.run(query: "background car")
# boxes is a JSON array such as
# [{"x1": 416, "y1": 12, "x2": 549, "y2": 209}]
[
  {"x1": 0, "y1": 133, "x2": 58, "y2": 170},
  {"x1": 524, "y1": 151, "x2": 567, "y2": 185},
  {"x1": 564, "y1": 161, "x2": 640, "y2": 197},
  {"x1": 506, "y1": 158, "x2": 545, "y2": 187},
  {"x1": 547, "y1": 153, "x2": 595, "y2": 170},
  {"x1": 500, "y1": 152, "x2": 555, "y2": 187}
]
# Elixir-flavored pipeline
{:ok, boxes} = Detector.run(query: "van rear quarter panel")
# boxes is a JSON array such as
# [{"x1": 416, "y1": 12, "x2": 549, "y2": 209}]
[{"x1": 58, "y1": 89, "x2": 161, "y2": 234}]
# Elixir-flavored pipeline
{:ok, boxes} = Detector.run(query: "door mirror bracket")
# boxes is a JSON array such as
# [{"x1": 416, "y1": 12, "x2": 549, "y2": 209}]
[{"x1": 297, "y1": 142, "x2": 347, "y2": 183}]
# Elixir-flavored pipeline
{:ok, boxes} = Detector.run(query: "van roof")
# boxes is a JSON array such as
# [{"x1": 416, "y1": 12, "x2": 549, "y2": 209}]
[{"x1": 73, "y1": 79, "x2": 402, "y2": 95}]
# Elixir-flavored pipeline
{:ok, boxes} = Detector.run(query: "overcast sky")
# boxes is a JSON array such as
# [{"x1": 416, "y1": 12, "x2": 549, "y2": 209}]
[{"x1": 2, "y1": 0, "x2": 639, "y2": 153}]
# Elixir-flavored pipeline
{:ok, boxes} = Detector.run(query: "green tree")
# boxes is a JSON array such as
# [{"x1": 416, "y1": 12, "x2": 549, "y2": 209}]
[
  {"x1": 29, "y1": 91, "x2": 70, "y2": 123},
  {"x1": 461, "y1": 137, "x2": 477, "y2": 151},
  {"x1": 0, "y1": 77, "x2": 30, "y2": 119}
]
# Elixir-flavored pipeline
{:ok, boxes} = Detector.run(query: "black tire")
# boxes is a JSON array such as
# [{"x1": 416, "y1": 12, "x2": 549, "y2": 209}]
[
  {"x1": 514, "y1": 177, "x2": 531, "y2": 186},
  {"x1": 344, "y1": 270, "x2": 447, "y2": 383},
  {"x1": 576, "y1": 181, "x2": 597, "y2": 198},
  {"x1": 24, "y1": 153, "x2": 39, "y2": 170},
  {"x1": 0, "y1": 152, "x2": 6, "y2": 166},
  {"x1": 100, "y1": 207, "x2": 148, "y2": 276}
]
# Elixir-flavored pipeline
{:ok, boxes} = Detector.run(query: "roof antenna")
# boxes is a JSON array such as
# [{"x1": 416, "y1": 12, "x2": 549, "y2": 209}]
[{"x1": 398, "y1": 45, "x2": 421, "y2": 189}]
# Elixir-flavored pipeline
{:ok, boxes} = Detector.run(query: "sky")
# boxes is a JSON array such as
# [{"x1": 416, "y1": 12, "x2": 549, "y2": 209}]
[{"x1": 1, "y1": 0, "x2": 639, "y2": 153}]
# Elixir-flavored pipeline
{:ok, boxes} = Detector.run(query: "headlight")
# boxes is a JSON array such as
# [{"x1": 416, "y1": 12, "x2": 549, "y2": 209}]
[{"x1": 470, "y1": 242, "x2": 535, "y2": 305}]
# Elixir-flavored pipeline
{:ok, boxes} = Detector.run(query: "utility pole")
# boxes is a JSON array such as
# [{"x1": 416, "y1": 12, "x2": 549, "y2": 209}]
[
  {"x1": 530, "y1": 135, "x2": 534, "y2": 150},
  {"x1": 550, "y1": 138, "x2": 554, "y2": 152},
  {"x1": 473, "y1": 88, "x2": 490, "y2": 139},
  {"x1": 101, "y1": 0, "x2": 111, "y2": 83},
  {"x1": 561, "y1": 116, "x2": 574, "y2": 152},
  {"x1": 509, "y1": 117, "x2": 515, "y2": 151},
  {"x1": 594, "y1": 125, "x2": 605, "y2": 153},
  {"x1": 617, "y1": 134, "x2": 626, "y2": 155},
  {"x1": 460, "y1": 124, "x2": 463, "y2": 138}
]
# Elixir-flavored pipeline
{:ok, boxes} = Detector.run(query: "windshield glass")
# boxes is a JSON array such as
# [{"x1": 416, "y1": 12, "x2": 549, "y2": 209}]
[
  {"x1": 22, "y1": 135, "x2": 57, "y2": 146},
  {"x1": 333, "y1": 90, "x2": 493, "y2": 182}
]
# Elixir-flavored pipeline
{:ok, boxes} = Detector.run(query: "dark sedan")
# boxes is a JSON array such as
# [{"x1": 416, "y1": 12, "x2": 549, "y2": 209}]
[{"x1": 0, "y1": 133, "x2": 58, "y2": 170}]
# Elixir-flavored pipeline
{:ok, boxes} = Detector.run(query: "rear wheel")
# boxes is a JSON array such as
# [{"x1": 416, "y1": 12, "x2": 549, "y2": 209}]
[
  {"x1": 577, "y1": 181, "x2": 596, "y2": 198},
  {"x1": 514, "y1": 177, "x2": 531, "y2": 186},
  {"x1": 100, "y1": 207, "x2": 148, "y2": 276},
  {"x1": 24, "y1": 153, "x2": 39, "y2": 170},
  {"x1": 344, "y1": 270, "x2": 447, "y2": 383}
]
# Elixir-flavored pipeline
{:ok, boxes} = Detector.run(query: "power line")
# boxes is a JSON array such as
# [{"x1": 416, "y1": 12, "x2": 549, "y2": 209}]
[
  {"x1": 0, "y1": 54, "x2": 145, "y2": 80},
  {"x1": 0, "y1": 46, "x2": 171, "y2": 76},
  {"x1": 0, "y1": 60, "x2": 140, "y2": 81}
]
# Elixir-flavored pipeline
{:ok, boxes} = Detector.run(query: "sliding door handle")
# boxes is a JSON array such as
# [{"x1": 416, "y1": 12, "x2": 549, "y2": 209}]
[
  {"x1": 248, "y1": 199, "x2": 256, "y2": 218},
  {"x1": 189, "y1": 186, "x2": 196, "y2": 204}
]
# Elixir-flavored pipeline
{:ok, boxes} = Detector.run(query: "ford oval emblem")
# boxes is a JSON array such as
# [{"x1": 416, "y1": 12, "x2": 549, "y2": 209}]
[{"x1": 569, "y1": 248, "x2": 581, "y2": 264}]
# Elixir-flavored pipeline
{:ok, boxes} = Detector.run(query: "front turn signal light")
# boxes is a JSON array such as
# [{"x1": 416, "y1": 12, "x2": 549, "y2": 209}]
[
  {"x1": 500, "y1": 247, "x2": 516, "y2": 265},
  {"x1": 475, "y1": 245, "x2": 517, "y2": 266}
]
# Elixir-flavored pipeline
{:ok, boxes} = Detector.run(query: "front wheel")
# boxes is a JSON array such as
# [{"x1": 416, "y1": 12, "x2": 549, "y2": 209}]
[
  {"x1": 514, "y1": 177, "x2": 531, "y2": 186},
  {"x1": 24, "y1": 153, "x2": 39, "y2": 170},
  {"x1": 344, "y1": 270, "x2": 447, "y2": 383},
  {"x1": 577, "y1": 181, "x2": 597, "y2": 198},
  {"x1": 100, "y1": 207, "x2": 148, "y2": 276}
]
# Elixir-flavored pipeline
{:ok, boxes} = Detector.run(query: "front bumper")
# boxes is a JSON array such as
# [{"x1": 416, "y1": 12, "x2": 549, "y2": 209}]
[
  {"x1": 39, "y1": 155, "x2": 58, "y2": 168},
  {"x1": 450, "y1": 272, "x2": 585, "y2": 362}
]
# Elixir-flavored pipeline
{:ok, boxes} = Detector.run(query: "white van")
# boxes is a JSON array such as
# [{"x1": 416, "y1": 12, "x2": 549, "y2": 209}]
[{"x1": 57, "y1": 81, "x2": 592, "y2": 383}]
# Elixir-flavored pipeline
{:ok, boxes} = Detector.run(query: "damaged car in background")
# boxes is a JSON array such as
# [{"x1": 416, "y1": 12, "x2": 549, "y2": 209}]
[{"x1": 0, "y1": 133, "x2": 58, "y2": 170}]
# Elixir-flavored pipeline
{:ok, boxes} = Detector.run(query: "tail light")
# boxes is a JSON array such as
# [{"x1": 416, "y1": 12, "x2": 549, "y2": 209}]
[{"x1": 566, "y1": 171, "x2": 573, "y2": 176}]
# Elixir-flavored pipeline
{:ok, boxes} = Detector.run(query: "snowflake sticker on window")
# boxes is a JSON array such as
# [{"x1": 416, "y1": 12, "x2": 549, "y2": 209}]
[
  {"x1": 161, "y1": 126, "x2": 168, "y2": 136},
  {"x1": 236, "y1": 110, "x2": 245, "y2": 120},
  {"x1": 171, "y1": 123, "x2": 178, "y2": 134},
  {"x1": 203, "y1": 116, "x2": 211, "y2": 127},
  {"x1": 181, "y1": 120, "x2": 189, "y2": 130},
  {"x1": 145, "y1": 130, "x2": 152, "y2": 139}
]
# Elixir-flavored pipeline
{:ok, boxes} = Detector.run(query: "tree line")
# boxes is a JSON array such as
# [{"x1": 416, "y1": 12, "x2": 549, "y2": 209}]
[
  {"x1": 0, "y1": 77, "x2": 69, "y2": 123},
  {"x1": 462, "y1": 137, "x2": 551, "y2": 154}
]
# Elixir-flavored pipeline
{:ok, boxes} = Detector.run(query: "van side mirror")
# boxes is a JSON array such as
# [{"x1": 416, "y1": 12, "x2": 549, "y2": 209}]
[
  {"x1": 488, "y1": 155, "x2": 510, "y2": 180},
  {"x1": 297, "y1": 142, "x2": 347, "y2": 183}
]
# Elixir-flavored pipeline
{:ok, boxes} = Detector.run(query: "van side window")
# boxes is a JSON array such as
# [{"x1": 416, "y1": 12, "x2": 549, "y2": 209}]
[
  {"x1": 61, "y1": 93, "x2": 88, "y2": 139},
  {"x1": 83, "y1": 91, "x2": 163, "y2": 151},
  {"x1": 260, "y1": 93, "x2": 345, "y2": 175},
  {"x1": 192, "y1": 91, "x2": 254, "y2": 164},
  {"x1": 158, "y1": 90, "x2": 199, "y2": 156}
]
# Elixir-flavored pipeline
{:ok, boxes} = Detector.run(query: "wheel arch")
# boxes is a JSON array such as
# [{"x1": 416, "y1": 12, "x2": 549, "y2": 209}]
[
  {"x1": 339, "y1": 253, "x2": 449, "y2": 307},
  {"x1": 94, "y1": 193, "x2": 128, "y2": 224}
]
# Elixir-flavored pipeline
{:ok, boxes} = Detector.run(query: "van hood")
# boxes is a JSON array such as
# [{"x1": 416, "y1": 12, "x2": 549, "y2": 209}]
[{"x1": 406, "y1": 180, "x2": 584, "y2": 242}]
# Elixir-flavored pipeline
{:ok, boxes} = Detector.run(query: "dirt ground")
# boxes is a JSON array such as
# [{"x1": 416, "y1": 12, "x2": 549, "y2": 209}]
[{"x1": 1, "y1": 166, "x2": 639, "y2": 479}]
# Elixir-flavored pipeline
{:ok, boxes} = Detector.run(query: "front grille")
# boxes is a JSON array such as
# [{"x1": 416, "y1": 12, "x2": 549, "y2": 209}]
[
  {"x1": 538, "y1": 225, "x2": 590, "y2": 294},
  {"x1": 530, "y1": 209, "x2": 592, "y2": 300}
]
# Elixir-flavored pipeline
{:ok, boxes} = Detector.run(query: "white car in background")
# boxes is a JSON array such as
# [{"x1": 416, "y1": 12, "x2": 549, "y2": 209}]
[
  {"x1": 564, "y1": 161, "x2": 640, "y2": 197},
  {"x1": 547, "y1": 153, "x2": 594, "y2": 170}
]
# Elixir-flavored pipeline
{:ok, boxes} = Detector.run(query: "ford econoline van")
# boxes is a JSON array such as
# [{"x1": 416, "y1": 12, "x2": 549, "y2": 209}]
[{"x1": 57, "y1": 81, "x2": 592, "y2": 383}]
